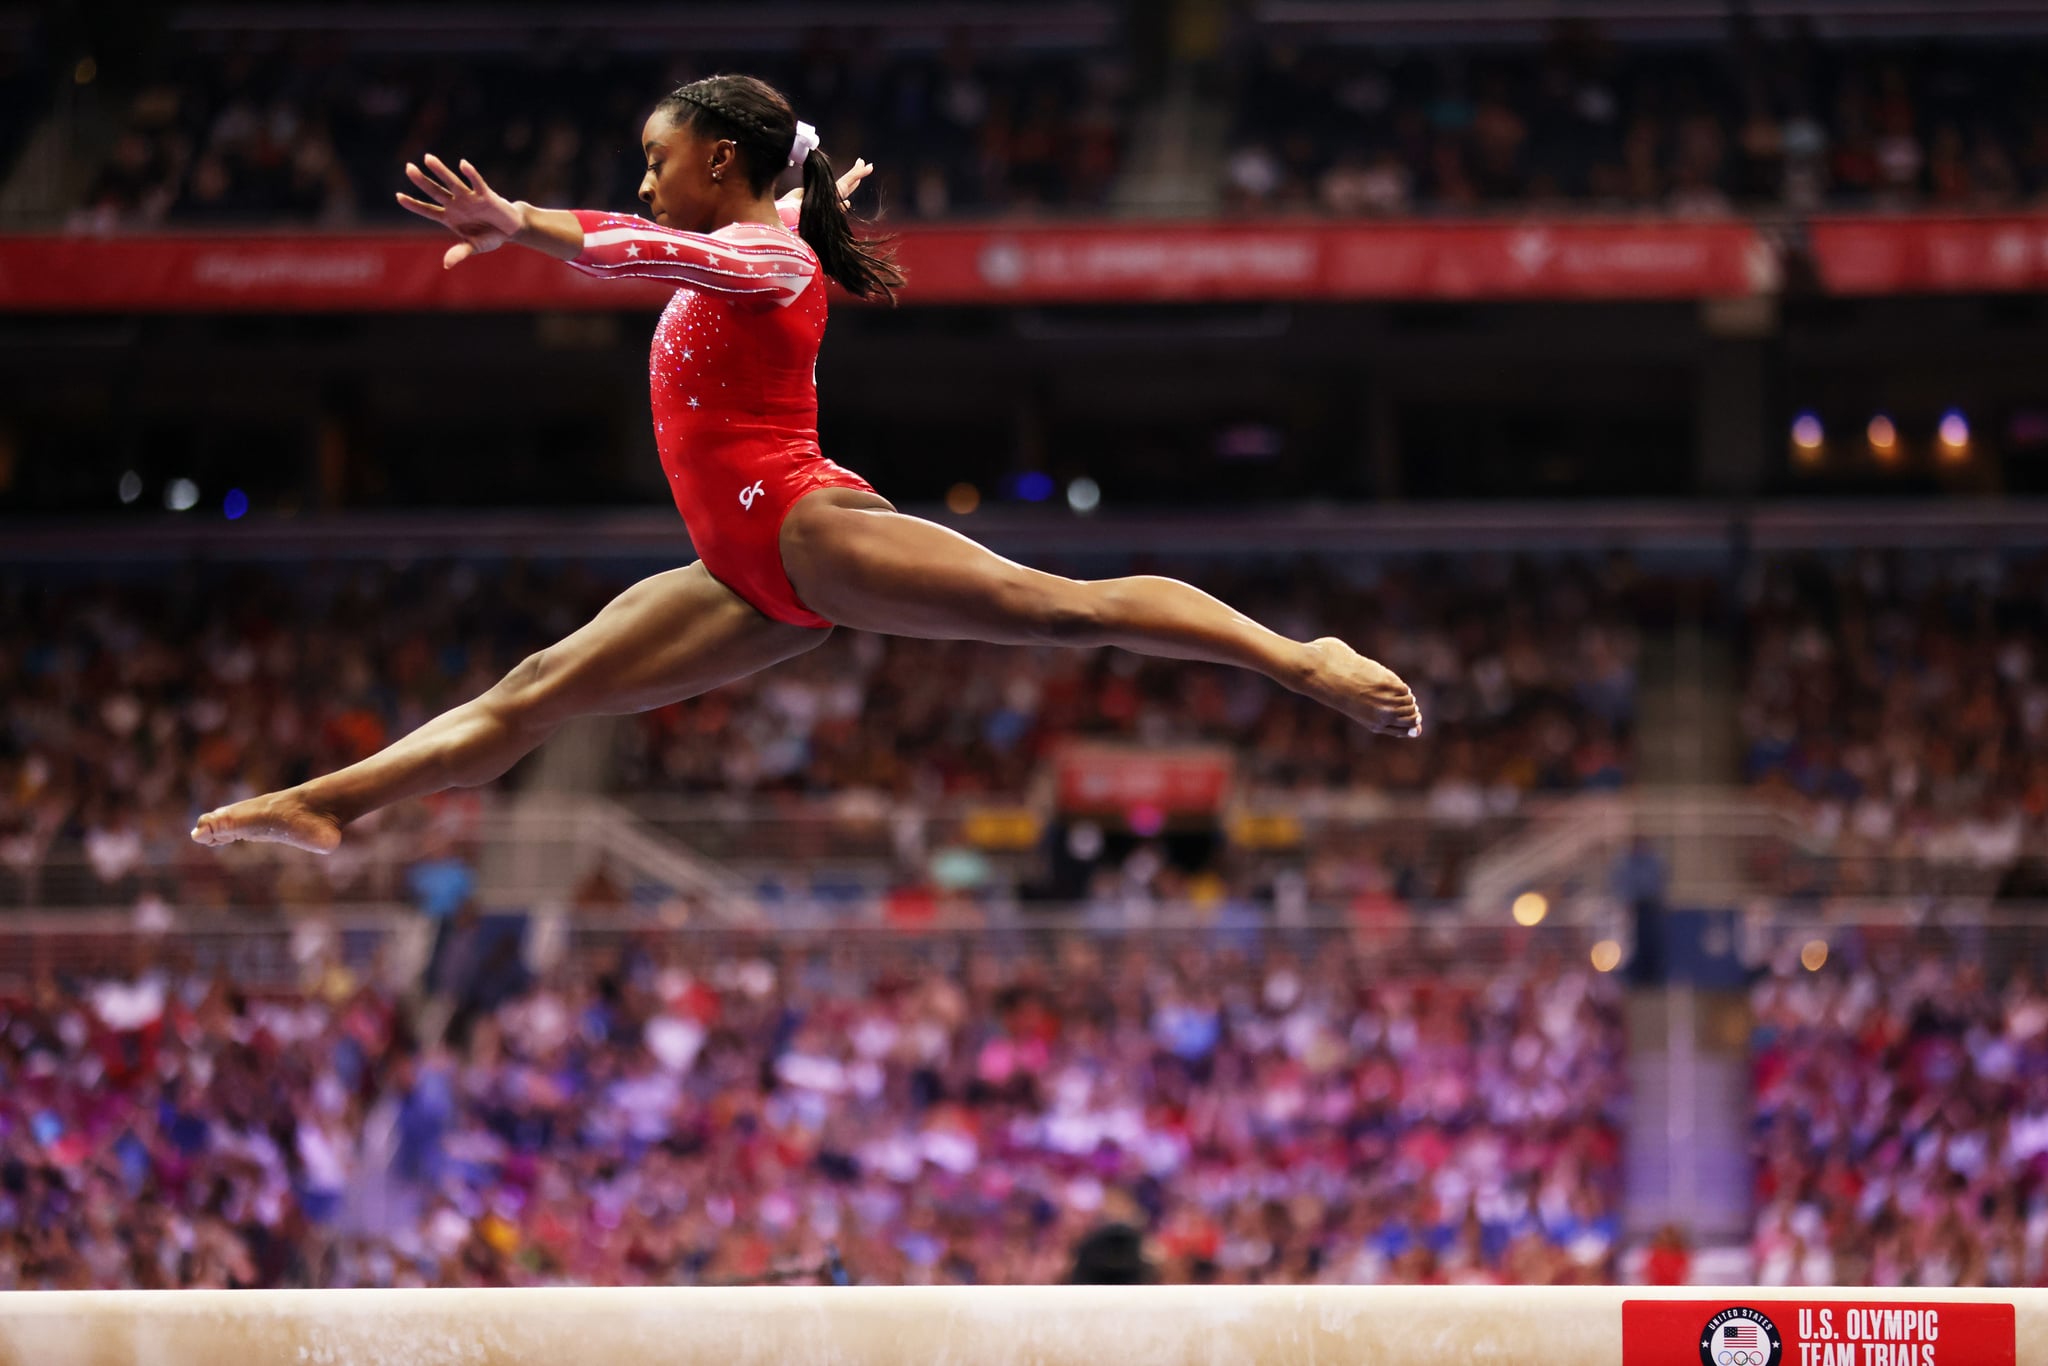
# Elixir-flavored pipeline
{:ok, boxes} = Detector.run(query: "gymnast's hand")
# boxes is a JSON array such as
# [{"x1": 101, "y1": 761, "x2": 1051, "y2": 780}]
[
  {"x1": 777, "y1": 157, "x2": 875, "y2": 214},
  {"x1": 397, "y1": 154, "x2": 524, "y2": 270}
]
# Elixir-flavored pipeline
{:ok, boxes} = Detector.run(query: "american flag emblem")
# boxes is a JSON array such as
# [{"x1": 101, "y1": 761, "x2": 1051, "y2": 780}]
[{"x1": 1702, "y1": 1309, "x2": 1778, "y2": 1366}]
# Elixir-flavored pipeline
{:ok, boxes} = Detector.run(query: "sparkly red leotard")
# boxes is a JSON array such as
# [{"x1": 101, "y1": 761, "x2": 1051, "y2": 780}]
[{"x1": 567, "y1": 206, "x2": 875, "y2": 628}]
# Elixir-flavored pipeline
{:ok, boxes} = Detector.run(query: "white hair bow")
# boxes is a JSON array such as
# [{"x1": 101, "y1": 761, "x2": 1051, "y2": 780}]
[{"x1": 789, "y1": 120, "x2": 820, "y2": 167}]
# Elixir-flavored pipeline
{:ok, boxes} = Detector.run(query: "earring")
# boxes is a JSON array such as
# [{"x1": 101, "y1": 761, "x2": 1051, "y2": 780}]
[{"x1": 712, "y1": 170, "x2": 723, "y2": 183}]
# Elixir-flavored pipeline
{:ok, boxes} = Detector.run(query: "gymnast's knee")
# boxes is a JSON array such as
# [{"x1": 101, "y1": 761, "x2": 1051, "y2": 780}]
[{"x1": 1015, "y1": 579, "x2": 1107, "y2": 645}]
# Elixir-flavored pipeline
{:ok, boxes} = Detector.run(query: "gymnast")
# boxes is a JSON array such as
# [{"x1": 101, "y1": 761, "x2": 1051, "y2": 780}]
[{"x1": 193, "y1": 73, "x2": 1419, "y2": 853}]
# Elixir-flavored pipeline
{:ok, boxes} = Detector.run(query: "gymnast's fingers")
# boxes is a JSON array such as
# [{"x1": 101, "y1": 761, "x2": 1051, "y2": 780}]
[
  {"x1": 835, "y1": 158, "x2": 873, "y2": 206},
  {"x1": 405, "y1": 162, "x2": 453, "y2": 204},
  {"x1": 396, "y1": 192, "x2": 444, "y2": 221},
  {"x1": 422, "y1": 153, "x2": 468, "y2": 199}
]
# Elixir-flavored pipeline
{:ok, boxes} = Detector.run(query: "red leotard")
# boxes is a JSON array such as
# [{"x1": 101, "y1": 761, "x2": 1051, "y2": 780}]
[{"x1": 567, "y1": 206, "x2": 874, "y2": 628}]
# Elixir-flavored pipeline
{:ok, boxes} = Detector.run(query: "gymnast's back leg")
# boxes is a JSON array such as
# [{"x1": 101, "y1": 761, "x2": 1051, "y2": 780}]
[{"x1": 192, "y1": 562, "x2": 828, "y2": 852}]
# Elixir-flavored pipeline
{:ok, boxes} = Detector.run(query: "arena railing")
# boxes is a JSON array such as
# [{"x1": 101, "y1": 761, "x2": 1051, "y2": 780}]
[
  {"x1": 0, "y1": 906, "x2": 427, "y2": 991},
  {"x1": 0, "y1": 900, "x2": 1615, "y2": 988},
  {"x1": 7, "y1": 892, "x2": 2045, "y2": 994},
  {"x1": 1466, "y1": 786, "x2": 2023, "y2": 916},
  {"x1": 0, "y1": 793, "x2": 743, "y2": 916},
  {"x1": 1737, "y1": 899, "x2": 2048, "y2": 968},
  {"x1": 10, "y1": 500, "x2": 2048, "y2": 564},
  {"x1": 622, "y1": 789, "x2": 1522, "y2": 881},
  {"x1": 9, "y1": 784, "x2": 2024, "y2": 927}
]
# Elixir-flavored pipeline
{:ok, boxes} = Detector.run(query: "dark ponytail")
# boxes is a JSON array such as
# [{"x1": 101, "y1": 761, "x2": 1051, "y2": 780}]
[
  {"x1": 659, "y1": 74, "x2": 905, "y2": 302},
  {"x1": 796, "y1": 145, "x2": 905, "y2": 302}
]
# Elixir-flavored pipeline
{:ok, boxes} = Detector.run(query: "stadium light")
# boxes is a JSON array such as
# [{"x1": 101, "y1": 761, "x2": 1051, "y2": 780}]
[
  {"x1": 1066, "y1": 477, "x2": 1101, "y2": 515},
  {"x1": 1011, "y1": 471, "x2": 1055, "y2": 503},
  {"x1": 1866, "y1": 414, "x2": 1898, "y2": 461},
  {"x1": 1937, "y1": 410, "x2": 1970, "y2": 461},
  {"x1": 117, "y1": 470, "x2": 141, "y2": 504},
  {"x1": 1511, "y1": 892, "x2": 1548, "y2": 926},
  {"x1": 945, "y1": 482, "x2": 980, "y2": 515},
  {"x1": 165, "y1": 478, "x2": 200, "y2": 511},
  {"x1": 1801, "y1": 938, "x2": 1828, "y2": 972},
  {"x1": 1590, "y1": 940, "x2": 1622, "y2": 973},
  {"x1": 1790, "y1": 412, "x2": 1824, "y2": 461},
  {"x1": 224, "y1": 489, "x2": 250, "y2": 521}
]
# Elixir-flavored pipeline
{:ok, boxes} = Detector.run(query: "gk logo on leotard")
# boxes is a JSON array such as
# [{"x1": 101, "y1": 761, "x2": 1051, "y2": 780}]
[{"x1": 738, "y1": 480, "x2": 765, "y2": 510}]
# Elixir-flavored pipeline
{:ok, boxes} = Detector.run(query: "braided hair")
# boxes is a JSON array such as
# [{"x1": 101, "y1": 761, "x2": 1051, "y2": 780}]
[{"x1": 659, "y1": 74, "x2": 904, "y2": 302}]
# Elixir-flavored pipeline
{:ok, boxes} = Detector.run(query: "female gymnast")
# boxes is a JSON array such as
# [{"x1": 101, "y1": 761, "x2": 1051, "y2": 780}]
[{"x1": 192, "y1": 74, "x2": 1420, "y2": 854}]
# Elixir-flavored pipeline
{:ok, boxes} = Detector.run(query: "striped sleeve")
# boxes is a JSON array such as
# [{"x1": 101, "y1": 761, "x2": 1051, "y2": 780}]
[{"x1": 567, "y1": 211, "x2": 816, "y2": 305}]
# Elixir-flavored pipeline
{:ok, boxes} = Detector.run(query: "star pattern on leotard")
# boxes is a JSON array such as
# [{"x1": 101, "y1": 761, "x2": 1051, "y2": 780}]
[
  {"x1": 663, "y1": 243, "x2": 680, "y2": 256},
  {"x1": 688, "y1": 396, "x2": 700, "y2": 409},
  {"x1": 625, "y1": 243, "x2": 641, "y2": 257}
]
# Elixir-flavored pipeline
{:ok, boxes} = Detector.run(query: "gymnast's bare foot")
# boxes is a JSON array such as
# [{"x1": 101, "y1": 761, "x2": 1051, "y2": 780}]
[
  {"x1": 191, "y1": 790, "x2": 345, "y2": 854},
  {"x1": 1297, "y1": 637, "x2": 1424, "y2": 738}
]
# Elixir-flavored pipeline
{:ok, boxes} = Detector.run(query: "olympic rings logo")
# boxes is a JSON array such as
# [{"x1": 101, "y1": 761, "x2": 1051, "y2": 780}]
[{"x1": 1699, "y1": 1308, "x2": 1783, "y2": 1366}]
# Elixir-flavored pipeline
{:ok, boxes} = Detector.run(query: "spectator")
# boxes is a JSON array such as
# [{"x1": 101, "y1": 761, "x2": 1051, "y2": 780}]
[
  {"x1": 0, "y1": 552, "x2": 1645, "y2": 913},
  {"x1": 1643, "y1": 1224, "x2": 1692, "y2": 1285},
  {"x1": 0, "y1": 931, "x2": 1626, "y2": 1289},
  {"x1": 1739, "y1": 551, "x2": 2048, "y2": 898},
  {"x1": 42, "y1": 22, "x2": 2048, "y2": 227},
  {"x1": 1218, "y1": 27, "x2": 2048, "y2": 216},
  {"x1": 1751, "y1": 939, "x2": 2048, "y2": 1288},
  {"x1": 58, "y1": 30, "x2": 1133, "y2": 231}
]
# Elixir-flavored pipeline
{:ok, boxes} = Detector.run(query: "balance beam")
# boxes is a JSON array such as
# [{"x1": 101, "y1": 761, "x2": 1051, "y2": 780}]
[{"x1": 0, "y1": 1285, "x2": 2036, "y2": 1366}]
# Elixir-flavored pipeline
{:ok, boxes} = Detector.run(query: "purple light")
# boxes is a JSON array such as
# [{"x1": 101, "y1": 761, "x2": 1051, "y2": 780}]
[{"x1": 1012, "y1": 471, "x2": 1055, "y2": 503}]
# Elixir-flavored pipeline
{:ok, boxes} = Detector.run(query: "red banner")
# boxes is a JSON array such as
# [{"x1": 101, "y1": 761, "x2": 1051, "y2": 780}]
[
  {"x1": 914, "y1": 219, "x2": 1776, "y2": 303},
  {"x1": 20, "y1": 217, "x2": 2048, "y2": 306},
  {"x1": 1623, "y1": 1298, "x2": 2013, "y2": 1366},
  {"x1": 1809, "y1": 215, "x2": 2048, "y2": 294},
  {"x1": 0, "y1": 235, "x2": 677, "y2": 312},
  {"x1": 1054, "y1": 743, "x2": 1235, "y2": 817},
  {"x1": 0, "y1": 218, "x2": 1772, "y2": 312}
]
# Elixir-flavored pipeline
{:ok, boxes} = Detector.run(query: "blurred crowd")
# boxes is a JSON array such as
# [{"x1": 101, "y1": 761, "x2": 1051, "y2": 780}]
[
  {"x1": 69, "y1": 33, "x2": 1130, "y2": 231},
  {"x1": 0, "y1": 561, "x2": 613, "y2": 912},
  {"x1": 1224, "y1": 29, "x2": 2048, "y2": 216},
  {"x1": 1740, "y1": 552, "x2": 2048, "y2": 897},
  {"x1": 0, "y1": 932, "x2": 1624, "y2": 1289},
  {"x1": 617, "y1": 554, "x2": 1638, "y2": 800},
  {"x1": 39, "y1": 19, "x2": 2048, "y2": 229},
  {"x1": 1750, "y1": 938, "x2": 2048, "y2": 1287},
  {"x1": 0, "y1": 554, "x2": 1639, "y2": 913},
  {"x1": 15, "y1": 543, "x2": 2048, "y2": 912}
]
